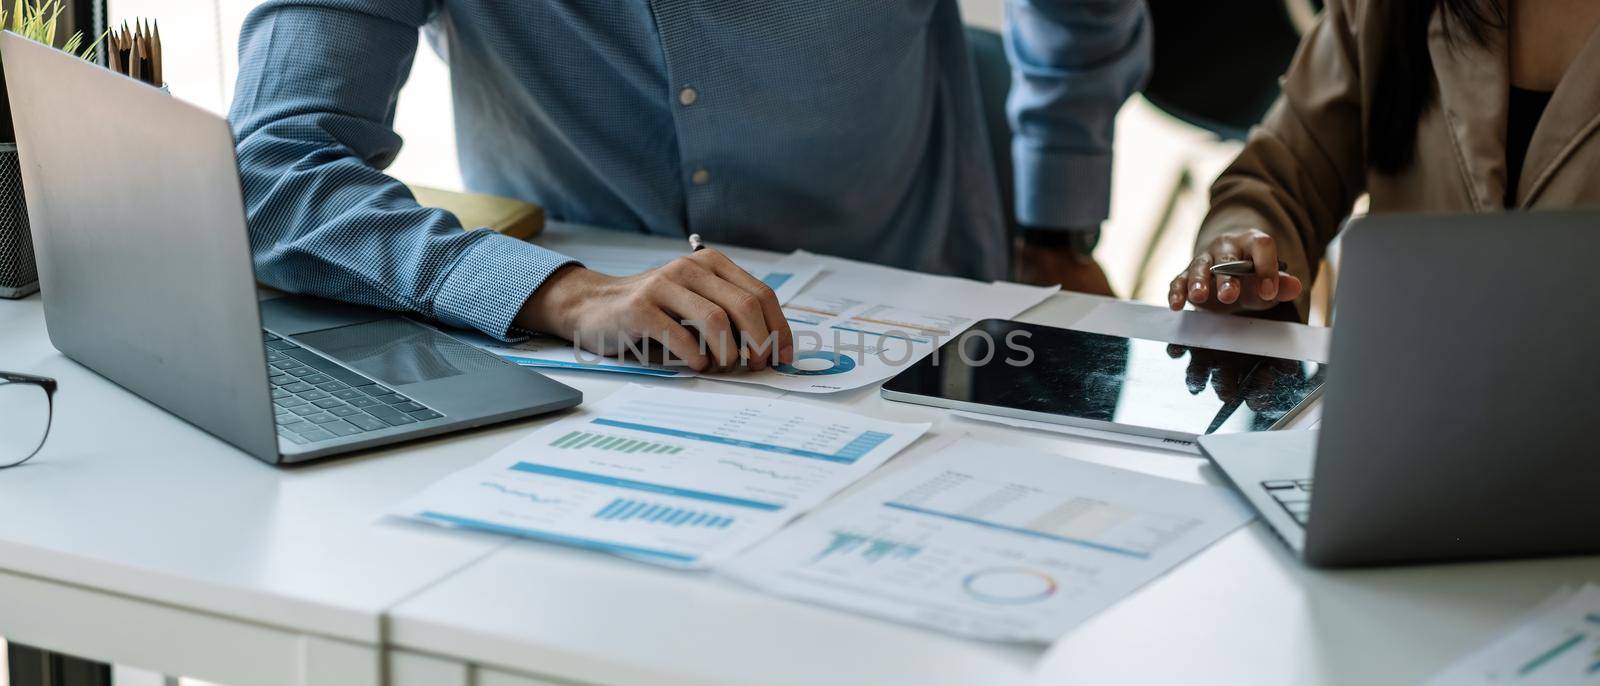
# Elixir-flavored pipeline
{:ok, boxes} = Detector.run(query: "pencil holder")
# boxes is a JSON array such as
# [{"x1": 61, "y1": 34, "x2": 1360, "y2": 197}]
[{"x1": 0, "y1": 143, "x2": 38, "y2": 299}]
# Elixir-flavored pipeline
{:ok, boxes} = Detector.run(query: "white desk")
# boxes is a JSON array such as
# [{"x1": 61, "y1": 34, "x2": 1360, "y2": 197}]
[
  {"x1": 2, "y1": 231, "x2": 1596, "y2": 686},
  {"x1": 0, "y1": 296, "x2": 520, "y2": 685}
]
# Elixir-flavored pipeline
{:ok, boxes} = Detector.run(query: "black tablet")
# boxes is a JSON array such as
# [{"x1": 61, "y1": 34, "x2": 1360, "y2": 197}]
[{"x1": 880, "y1": 319, "x2": 1326, "y2": 442}]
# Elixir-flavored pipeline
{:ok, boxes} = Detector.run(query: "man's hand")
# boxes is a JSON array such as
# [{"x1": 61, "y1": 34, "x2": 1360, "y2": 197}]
[
  {"x1": 1169, "y1": 228, "x2": 1303, "y2": 312},
  {"x1": 1014, "y1": 229, "x2": 1116, "y2": 297},
  {"x1": 514, "y1": 249, "x2": 794, "y2": 373}
]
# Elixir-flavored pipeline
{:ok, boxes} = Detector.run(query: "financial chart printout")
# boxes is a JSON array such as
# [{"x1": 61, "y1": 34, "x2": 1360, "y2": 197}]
[
  {"x1": 1425, "y1": 584, "x2": 1600, "y2": 685},
  {"x1": 395, "y1": 385, "x2": 930, "y2": 568},
  {"x1": 723, "y1": 437, "x2": 1254, "y2": 642}
]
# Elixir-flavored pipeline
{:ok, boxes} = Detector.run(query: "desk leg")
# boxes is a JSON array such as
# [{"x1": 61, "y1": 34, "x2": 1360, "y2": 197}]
[{"x1": 6, "y1": 643, "x2": 111, "y2": 686}]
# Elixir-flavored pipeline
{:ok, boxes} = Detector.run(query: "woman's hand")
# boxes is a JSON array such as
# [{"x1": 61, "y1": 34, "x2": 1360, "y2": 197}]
[{"x1": 1168, "y1": 228, "x2": 1304, "y2": 312}]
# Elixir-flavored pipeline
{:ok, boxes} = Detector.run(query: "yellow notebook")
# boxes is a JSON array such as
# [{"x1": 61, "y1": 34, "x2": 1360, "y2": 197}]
[{"x1": 408, "y1": 185, "x2": 546, "y2": 241}]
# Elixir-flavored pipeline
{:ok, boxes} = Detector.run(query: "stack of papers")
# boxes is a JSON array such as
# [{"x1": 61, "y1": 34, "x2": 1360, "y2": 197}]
[
  {"x1": 395, "y1": 385, "x2": 930, "y2": 568},
  {"x1": 1424, "y1": 584, "x2": 1600, "y2": 685},
  {"x1": 464, "y1": 244, "x2": 1056, "y2": 393},
  {"x1": 722, "y1": 436, "x2": 1255, "y2": 643}
]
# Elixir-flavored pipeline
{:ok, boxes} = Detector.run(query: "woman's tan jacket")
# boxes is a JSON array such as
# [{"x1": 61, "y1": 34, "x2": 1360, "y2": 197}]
[{"x1": 1199, "y1": 0, "x2": 1600, "y2": 311}]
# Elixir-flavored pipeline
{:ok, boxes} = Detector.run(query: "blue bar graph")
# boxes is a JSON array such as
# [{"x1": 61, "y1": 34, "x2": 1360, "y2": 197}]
[
  {"x1": 592, "y1": 497, "x2": 735, "y2": 529},
  {"x1": 761, "y1": 272, "x2": 793, "y2": 290},
  {"x1": 815, "y1": 531, "x2": 921, "y2": 564},
  {"x1": 589, "y1": 419, "x2": 893, "y2": 464}
]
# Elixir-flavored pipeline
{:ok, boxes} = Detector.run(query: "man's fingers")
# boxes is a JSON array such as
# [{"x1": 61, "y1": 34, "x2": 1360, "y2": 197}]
[
  {"x1": 698, "y1": 252, "x2": 793, "y2": 366},
  {"x1": 1246, "y1": 231, "x2": 1280, "y2": 301},
  {"x1": 673, "y1": 261, "x2": 774, "y2": 370},
  {"x1": 654, "y1": 281, "x2": 740, "y2": 370},
  {"x1": 644, "y1": 310, "x2": 710, "y2": 372}
]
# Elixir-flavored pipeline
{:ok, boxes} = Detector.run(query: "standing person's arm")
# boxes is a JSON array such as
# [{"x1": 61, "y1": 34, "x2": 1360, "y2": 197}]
[
  {"x1": 1005, "y1": 0, "x2": 1151, "y2": 295},
  {"x1": 229, "y1": 1, "x2": 789, "y2": 371},
  {"x1": 1168, "y1": 0, "x2": 1369, "y2": 317}
]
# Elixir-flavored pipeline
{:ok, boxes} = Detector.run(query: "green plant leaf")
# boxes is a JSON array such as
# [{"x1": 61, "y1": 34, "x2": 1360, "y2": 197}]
[{"x1": 4, "y1": 0, "x2": 97, "y2": 62}]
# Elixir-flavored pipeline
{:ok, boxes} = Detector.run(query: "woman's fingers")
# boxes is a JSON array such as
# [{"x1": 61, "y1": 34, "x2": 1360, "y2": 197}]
[
  {"x1": 1274, "y1": 272, "x2": 1305, "y2": 302},
  {"x1": 1245, "y1": 230, "x2": 1281, "y2": 301},
  {"x1": 1212, "y1": 240, "x2": 1243, "y2": 305},
  {"x1": 1186, "y1": 253, "x2": 1213, "y2": 305},
  {"x1": 1168, "y1": 274, "x2": 1188, "y2": 310}
]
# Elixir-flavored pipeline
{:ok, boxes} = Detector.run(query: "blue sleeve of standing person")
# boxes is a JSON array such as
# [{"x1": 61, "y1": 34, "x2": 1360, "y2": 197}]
[
  {"x1": 1005, "y1": 0, "x2": 1152, "y2": 231},
  {"x1": 228, "y1": 0, "x2": 576, "y2": 340}
]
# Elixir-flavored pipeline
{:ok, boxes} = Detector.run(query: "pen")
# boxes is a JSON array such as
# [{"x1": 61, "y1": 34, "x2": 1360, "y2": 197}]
[
  {"x1": 1210, "y1": 259, "x2": 1288, "y2": 277},
  {"x1": 688, "y1": 233, "x2": 706, "y2": 252}
]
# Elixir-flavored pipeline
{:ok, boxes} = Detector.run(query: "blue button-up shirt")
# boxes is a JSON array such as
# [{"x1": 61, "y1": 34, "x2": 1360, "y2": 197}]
[{"x1": 229, "y1": 0, "x2": 1149, "y2": 339}]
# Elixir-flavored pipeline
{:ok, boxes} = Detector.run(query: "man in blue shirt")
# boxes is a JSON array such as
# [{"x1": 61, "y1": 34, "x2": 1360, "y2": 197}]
[{"x1": 230, "y1": 0, "x2": 1149, "y2": 373}]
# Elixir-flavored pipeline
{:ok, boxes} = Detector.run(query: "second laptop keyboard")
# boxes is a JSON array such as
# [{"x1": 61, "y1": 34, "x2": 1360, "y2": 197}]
[
  {"x1": 265, "y1": 332, "x2": 443, "y2": 444},
  {"x1": 1262, "y1": 479, "x2": 1312, "y2": 527}
]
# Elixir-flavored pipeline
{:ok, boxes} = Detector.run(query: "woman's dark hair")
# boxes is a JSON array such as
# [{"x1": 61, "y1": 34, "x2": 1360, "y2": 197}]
[{"x1": 1367, "y1": 0, "x2": 1506, "y2": 173}]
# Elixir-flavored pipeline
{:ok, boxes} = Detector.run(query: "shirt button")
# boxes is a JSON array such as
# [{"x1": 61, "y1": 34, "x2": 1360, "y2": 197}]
[
  {"x1": 678, "y1": 87, "x2": 698, "y2": 106},
  {"x1": 691, "y1": 168, "x2": 711, "y2": 186}
]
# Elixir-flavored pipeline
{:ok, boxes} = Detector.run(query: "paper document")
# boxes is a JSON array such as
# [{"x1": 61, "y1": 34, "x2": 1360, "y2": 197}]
[
  {"x1": 395, "y1": 385, "x2": 930, "y2": 568},
  {"x1": 1424, "y1": 584, "x2": 1600, "y2": 685},
  {"x1": 722, "y1": 436, "x2": 1254, "y2": 642},
  {"x1": 705, "y1": 252, "x2": 1056, "y2": 393}
]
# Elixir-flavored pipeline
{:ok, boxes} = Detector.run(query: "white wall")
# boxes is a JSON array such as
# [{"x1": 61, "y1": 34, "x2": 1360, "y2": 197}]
[{"x1": 102, "y1": 0, "x2": 1232, "y2": 302}]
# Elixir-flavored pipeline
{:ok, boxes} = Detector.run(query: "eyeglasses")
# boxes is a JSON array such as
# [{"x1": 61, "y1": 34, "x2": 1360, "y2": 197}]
[{"x1": 0, "y1": 372, "x2": 56, "y2": 470}]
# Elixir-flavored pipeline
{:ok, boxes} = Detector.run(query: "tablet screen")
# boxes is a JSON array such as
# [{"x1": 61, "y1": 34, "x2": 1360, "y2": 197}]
[{"x1": 881, "y1": 319, "x2": 1326, "y2": 438}]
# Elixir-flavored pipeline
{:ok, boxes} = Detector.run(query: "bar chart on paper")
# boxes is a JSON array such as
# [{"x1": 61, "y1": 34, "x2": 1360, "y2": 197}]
[
  {"x1": 594, "y1": 498, "x2": 735, "y2": 528},
  {"x1": 551, "y1": 430, "x2": 684, "y2": 454},
  {"x1": 397, "y1": 385, "x2": 930, "y2": 568},
  {"x1": 815, "y1": 530, "x2": 923, "y2": 564}
]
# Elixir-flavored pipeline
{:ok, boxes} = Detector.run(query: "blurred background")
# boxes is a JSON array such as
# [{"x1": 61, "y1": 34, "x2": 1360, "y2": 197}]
[{"x1": 101, "y1": 0, "x2": 1261, "y2": 306}]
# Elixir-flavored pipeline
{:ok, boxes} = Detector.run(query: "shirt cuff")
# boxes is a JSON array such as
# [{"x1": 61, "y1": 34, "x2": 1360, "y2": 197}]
[
  {"x1": 431, "y1": 231, "x2": 577, "y2": 342},
  {"x1": 1014, "y1": 144, "x2": 1113, "y2": 230}
]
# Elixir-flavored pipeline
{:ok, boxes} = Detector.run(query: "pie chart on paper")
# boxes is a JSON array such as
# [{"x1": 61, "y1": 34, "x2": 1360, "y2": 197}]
[
  {"x1": 962, "y1": 568, "x2": 1059, "y2": 605},
  {"x1": 775, "y1": 351, "x2": 858, "y2": 376}
]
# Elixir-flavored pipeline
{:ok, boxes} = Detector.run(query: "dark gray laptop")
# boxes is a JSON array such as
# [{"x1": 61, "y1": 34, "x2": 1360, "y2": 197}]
[
  {"x1": 3, "y1": 34, "x2": 581, "y2": 465},
  {"x1": 1199, "y1": 211, "x2": 1600, "y2": 567}
]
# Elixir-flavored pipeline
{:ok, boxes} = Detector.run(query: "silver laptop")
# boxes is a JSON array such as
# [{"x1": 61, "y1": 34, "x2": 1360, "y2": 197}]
[
  {"x1": 3, "y1": 34, "x2": 581, "y2": 465},
  {"x1": 1199, "y1": 211, "x2": 1600, "y2": 567}
]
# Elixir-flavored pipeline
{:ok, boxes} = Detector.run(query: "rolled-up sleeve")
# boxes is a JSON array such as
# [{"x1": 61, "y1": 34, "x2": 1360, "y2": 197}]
[
  {"x1": 228, "y1": 0, "x2": 574, "y2": 340},
  {"x1": 1004, "y1": 0, "x2": 1151, "y2": 229}
]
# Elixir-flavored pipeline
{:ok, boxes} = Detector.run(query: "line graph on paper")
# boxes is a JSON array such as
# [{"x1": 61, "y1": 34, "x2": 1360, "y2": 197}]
[
  {"x1": 717, "y1": 460, "x2": 803, "y2": 481},
  {"x1": 480, "y1": 482, "x2": 563, "y2": 504}
]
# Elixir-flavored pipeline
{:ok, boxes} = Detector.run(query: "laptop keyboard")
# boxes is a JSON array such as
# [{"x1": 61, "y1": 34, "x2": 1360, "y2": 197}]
[
  {"x1": 264, "y1": 332, "x2": 444, "y2": 445},
  {"x1": 1262, "y1": 479, "x2": 1313, "y2": 527}
]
